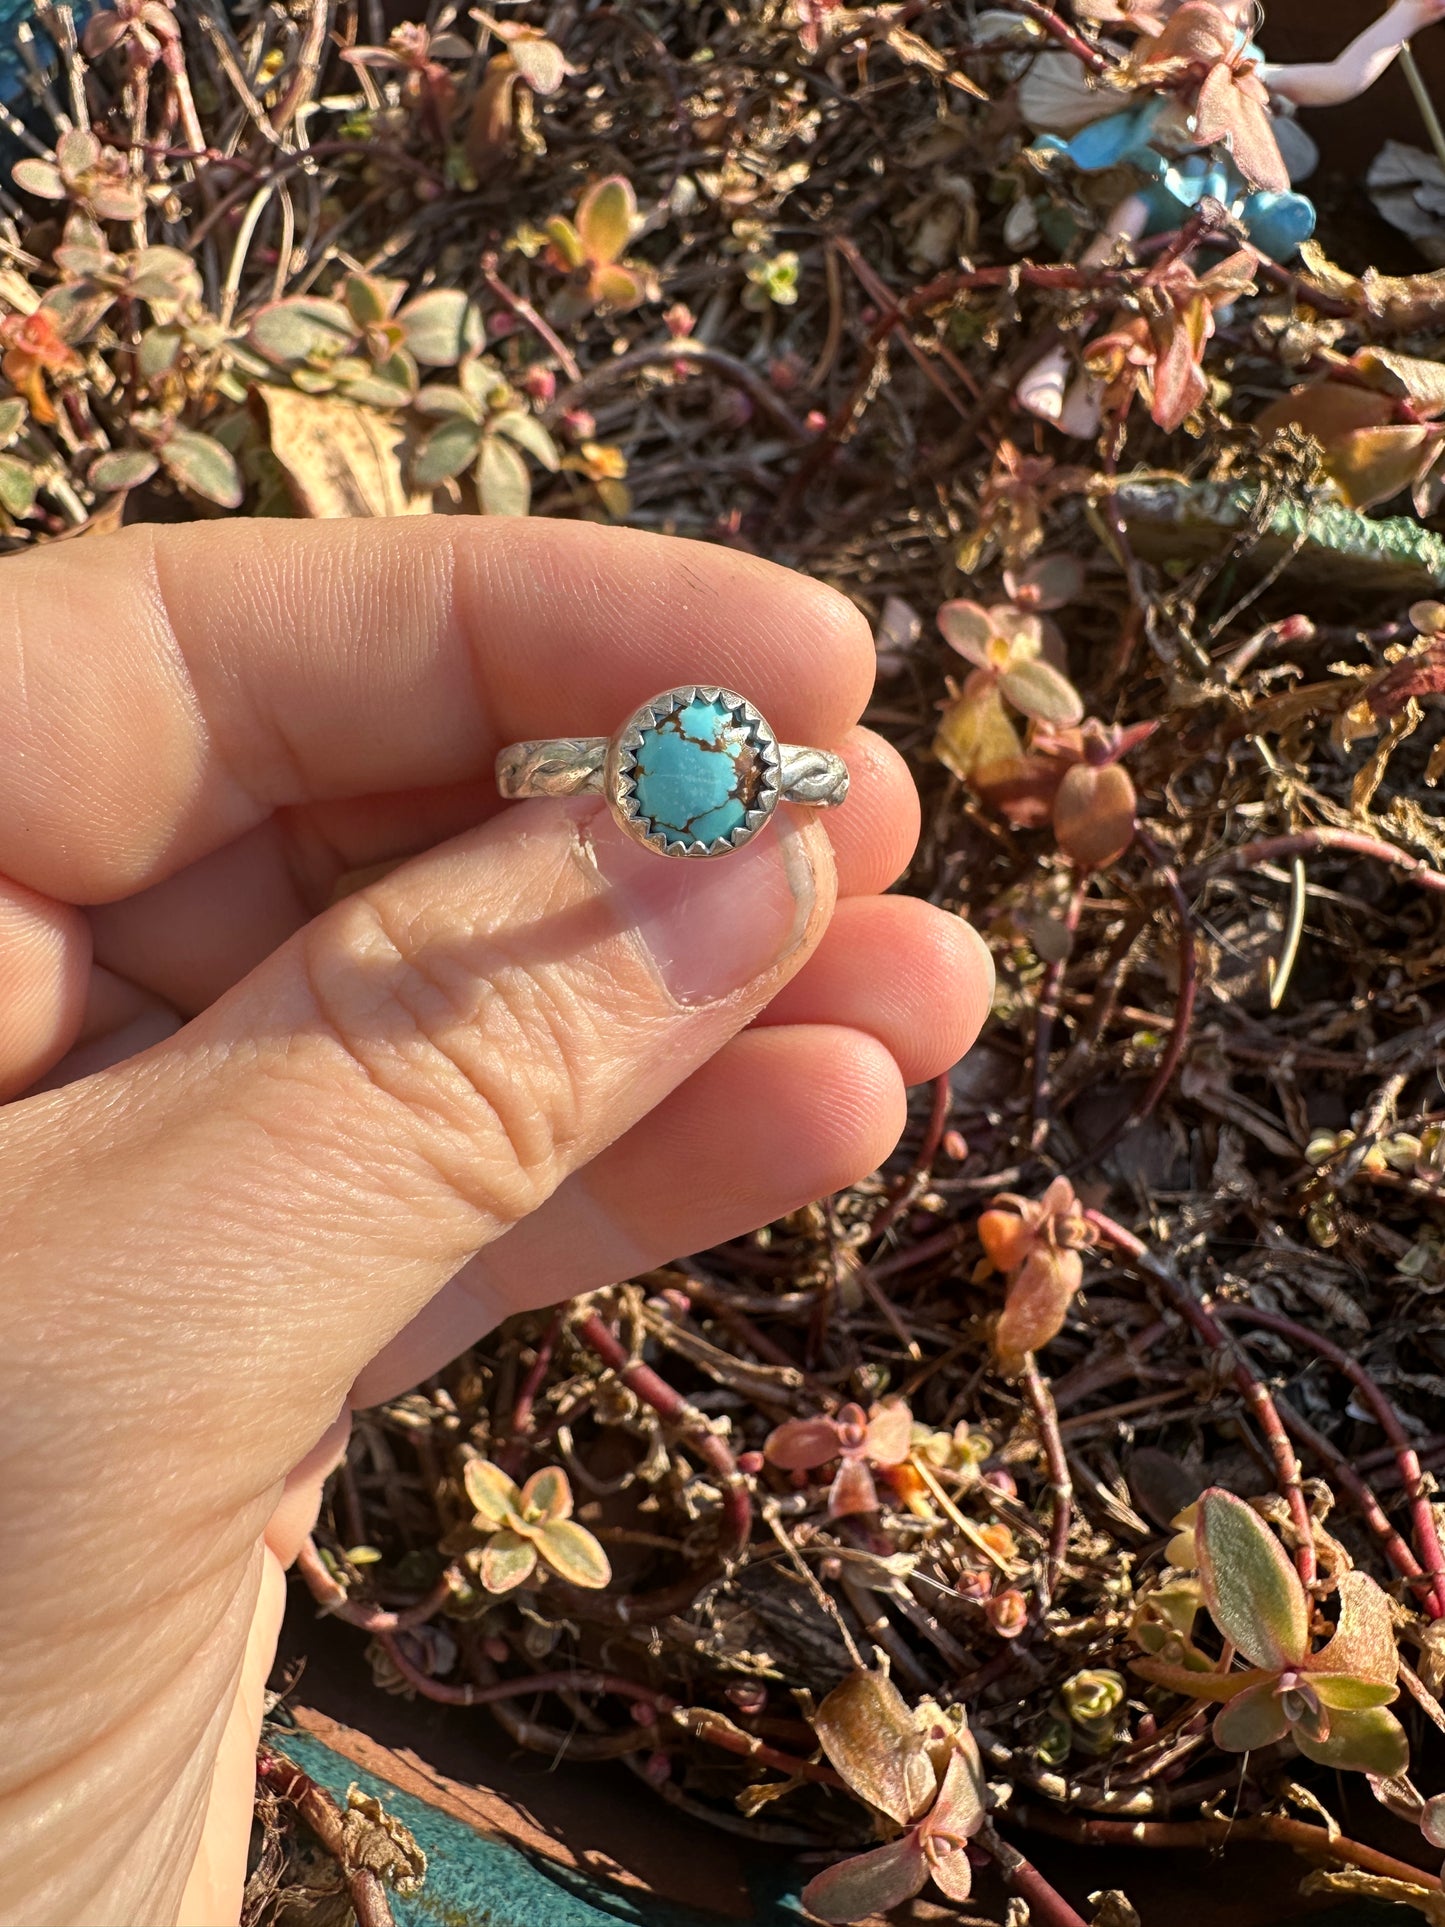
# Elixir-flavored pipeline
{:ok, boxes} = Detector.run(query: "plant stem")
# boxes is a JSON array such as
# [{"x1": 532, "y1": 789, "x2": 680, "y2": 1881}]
[
  {"x1": 1020, "y1": 1357, "x2": 1071, "y2": 1608},
  {"x1": 1213, "y1": 1303, "x2": 1445, "y2": 1617},
  {"x1": 1015, "y1": 1806, "x2": 1442, "y2": 1890},
  {"x1": 256, "y1": 1746, "x2": 398, "y2": 1927},
  {"x1": 978, "y1": 1821, "x2": 1091, "y2": 1927},
  {"x1": 575, "y1": 1308, "x2": 753, "y2": 1560},
  {"x1": 295, "y1": 1536, "x2": 457, "y2": 1633},
  {"x1": 1183, "y1": 828, "x2": 1445, "y2": 896},
  {"x1": 1402, "y1": 43, "x2": 1445, "y2": 178},
  {"x1": 1084, "y1": 1212, "x2": 1317, "y2": 1588}
]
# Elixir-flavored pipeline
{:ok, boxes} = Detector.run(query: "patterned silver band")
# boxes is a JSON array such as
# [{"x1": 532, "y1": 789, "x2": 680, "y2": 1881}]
[{"x1": 496, "y1": 736, "x2": 850, "y2": 809}]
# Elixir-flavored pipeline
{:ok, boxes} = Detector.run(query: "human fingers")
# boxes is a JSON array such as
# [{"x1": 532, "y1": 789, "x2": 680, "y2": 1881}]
[
  {"x1": 754, "y1": 895, "x2": 993, "y2": 1081},
  {"x1": 355, "y1": 902, "x2": 992, "y2": 1402},
  {"x1": 351, "y1": 1020, "x2": 909, "y2": 1405},
  {"x1": 77, "y1": 728, "x2": 917, "y2": 1022},
  {"x1": 0, "y1": 518, "x2": 873, "y2": 905},
  {"x1": 0, "y1": 796, "x2": 833, "y2": 1925}
]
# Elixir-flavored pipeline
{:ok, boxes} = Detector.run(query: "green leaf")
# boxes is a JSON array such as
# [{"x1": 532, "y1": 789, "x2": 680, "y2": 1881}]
[
  {"x1": 1211, "y1": 1679, "x2": 1291, "y2": 1753},
  {"x1": 460, "y1": 358, "x2": 511, "y2": 411},
  {"x1": 463, "y1": 1457, "x2": 522, "y2": 1528},
  {"x1": 129, "y1": 247, "x2": 202, "y2": 306},
  {"x1": 799, "y1": 1834, "x2": 929, "y2": 1923},
  {"x1": 0, "y1": 398, "x2": 26, "y2": 447},
  {"x1": 11, "y1": 158, "x2": 65, "y2": 200},
  {"x1": 811, "y1": 1670, "x2": 937, "y2": 1825},
  {"x1": 0, "y1": 454, "x2": 35, "y2": 517},
  {"x1": 399, "y1": 290, "x2": 484, "y2": 367},
  {"x1": 137, "y1": 326, "x2": 184, "y2": 385},
  {"x1": 533, "y1": 1518, "x2": 611, "y2": 1588},
  {"x1": 57, "y1": 128, "x2": 100, "y2": 176},
  {"x1": 937, "y1": 599, "x2": 997, "y2": 669},
  {"x1": 1197, "y1": 1489, "x2": 1308, "y2": 1671},
  {"x1": 90, "y1": 448, "x2": 159, "y2": 492},
  {"x1": 592, "y1": 264, "x2": 646, "y2": 313},
  {"x1": 1294, "y1": 1704, "x2": 1410, "y2": 1777},
  {"x1": 159, "y1": 430, "x2": 242, "y2": 508},
  {"x1": 576, "y1": 176, "x2": 637, "y2": 266},
  {"x1": 476, "y1": 432, "x2": 531, "y2": 515},
  {"x1": 479, "y1": 1528, "x2": 538, "y2": 1593},
  {"x1": 342, "y1": 348, "x2": 417, "y2": 409},
  {"x1": 999, "y1": 656, "x2": 1084, "y2": 726},
  {"x1": 90, "y1": 179, "x2": 146, "y2": 223},
  {"x1": 1309, "y1": 1570, "x2": 1400, "y2": 1688},
  {"x1": 1310, "y1": 1674, "x2": 1398, "y2": 1710},
  {"x1": 413, "y1": 415, "x2": 483, "y2": 487},
  {"x1": 343, "y1": 271, "x2": 404, "y2": 327},
  {"x1": 41, "y1": 282, "x2": 115, "y2": 344},
  {"x1": 492, "y1": 408, "x2": 559, "y2": 470},
  {"x1": 414, "y1": 384, "x2": 480, "y2": 420},
  {"x1": 1131, "y1": 1657, "x2": 1274, "y2": 1703},
  {"x1": 544, "y1": 215, "x2": 586, "y2": 270},
  {"x1": 519, "y1": 1465, "x2": 572, "y2": 1524},
  {"x1": 247, "y1": 297, "x2": 355, "y2": 368}
]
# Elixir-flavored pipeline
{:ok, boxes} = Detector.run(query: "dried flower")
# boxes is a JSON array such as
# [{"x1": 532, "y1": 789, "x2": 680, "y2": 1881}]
[
  {"x1": 764, "y1": 1399, "x2": 913, "y2": 1517},
  {"x1": 0, "y1": 310, "x2": 81, "y2": 426},
  {"x1": 801, "y1": 1670, "x2": 987, "y2": 1922},
  {"x1": 976, "y1": 1177, "x2": 1096, "y2": 1374}
]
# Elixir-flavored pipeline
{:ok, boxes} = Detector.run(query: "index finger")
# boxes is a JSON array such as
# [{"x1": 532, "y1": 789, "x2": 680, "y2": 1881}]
[{"x1": 0, "y1": 519, "x2": 874, "y2": 903}]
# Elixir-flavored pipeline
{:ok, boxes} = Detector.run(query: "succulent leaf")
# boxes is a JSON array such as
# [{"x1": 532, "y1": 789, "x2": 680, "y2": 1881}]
[{"x1": 1197, "y1": 1489, "x2": 1308, "y2": 1672}]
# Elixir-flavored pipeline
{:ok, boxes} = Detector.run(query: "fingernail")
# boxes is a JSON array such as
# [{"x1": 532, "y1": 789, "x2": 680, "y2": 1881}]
[{"x1": 586, "y1": 808, "x2": 817, "y2": 1007}]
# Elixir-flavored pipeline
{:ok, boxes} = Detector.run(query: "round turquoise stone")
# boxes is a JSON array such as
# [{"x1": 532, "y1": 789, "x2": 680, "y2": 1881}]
[{"x1": 628, "y1": 695, "x2": 770, "y2": 849}]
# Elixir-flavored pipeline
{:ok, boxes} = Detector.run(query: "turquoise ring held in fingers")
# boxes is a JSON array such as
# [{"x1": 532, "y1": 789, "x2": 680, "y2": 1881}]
[{"x1": 496, "y1": 685, "x2": 849, "y2": 858}]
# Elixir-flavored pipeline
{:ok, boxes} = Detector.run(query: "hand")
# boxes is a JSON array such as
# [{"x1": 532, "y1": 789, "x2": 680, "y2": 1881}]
[{"x1": 0, "y1": 519, "x2": 991, "y2": 1926}]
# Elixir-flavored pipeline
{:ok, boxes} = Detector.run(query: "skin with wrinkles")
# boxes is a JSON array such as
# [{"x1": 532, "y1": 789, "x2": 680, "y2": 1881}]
[{"x1": 0, "y1": 518, "x2": 993, "y2": 1927}]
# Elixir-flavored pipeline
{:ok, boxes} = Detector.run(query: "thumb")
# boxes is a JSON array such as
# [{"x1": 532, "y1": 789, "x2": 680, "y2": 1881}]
[
  {"x1": 7, "y1": 793, "x2": 829, "y2": 1497},
  {"x1": 0, "y1": 792, "x2": 829, "y2": 1924}
]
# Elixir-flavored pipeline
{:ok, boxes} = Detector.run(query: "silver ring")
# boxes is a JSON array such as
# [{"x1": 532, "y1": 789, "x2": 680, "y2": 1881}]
[{"x1": 495, "y1": 685, "x2": 849, "y2": 859}]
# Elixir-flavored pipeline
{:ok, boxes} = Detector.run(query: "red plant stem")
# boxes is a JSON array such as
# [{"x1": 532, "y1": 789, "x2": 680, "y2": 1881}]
[
  {"x1": 379, "y1": 1635, "x2": 671, "y2": 1711},
  {"x1": 377, "y1": 1637, "x2": 842, "y2": 1783},
  {"x1": 257, "y1": 1746, "x2": 397, "y2": 1927},
  {"x1": 502, "y1": 1309, "x2": 561, "y2": 1471},
  {"x1": 1021, "y1": 1357, "x2": 1071, "y2": 1608},
  {"x1": 575, "y1": 1309, "x2": 753, "y2": 1560},
  {"x1": 1214, "y1": 1304, "x2": 1445, "y2": 1617},
  {"x1": 1184, "y1": 828, "x2": 1445, "y2": 896},
  {"x1": 479, "y1": 255, "x2": 582, "y2": 381},
  {"x1": 296, "y1": 1536, "x2": 456, "y2": 1633},
  {"x1": 1031, "y1": 875, "x2": 1088, "y2": 1148},
  {"x1": 671, "y1": 1709, "x2": 845, "y2": 1785},
  {"x1": 512, "y1": 1313, "x2": 560, "y2": 1434},
  {"x1": 1271, "y1": 1393, "x2": 1434, "y2": 1605},
  {"x1": 869, "y1": 1071, "x2": 952, "y2": 1241},
  {"x1": 1006, "y1": 0, "x2": 1110, "y2": 72},
  {"x1": 1084, "y1": 1212, "x2": 1317, "y2": 1588},
  {"x1": 978, "y1": 1822, "x2": 1090, "y2": 1927},
  {"x1": 1014, "y1": 1807, "x2": 1442, "y2": 1889}
]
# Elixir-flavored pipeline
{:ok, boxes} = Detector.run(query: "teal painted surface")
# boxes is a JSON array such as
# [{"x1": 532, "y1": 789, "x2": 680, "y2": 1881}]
[
  {"x1": 631, "y1": 698, "x2": 759, "y2": 848},
  {"x1": 272, "y1": 1731, "x2": 1412, "y2": 1927},
  {"x1": 0, "y1": 4, "x2": 97, "y2": 102},
  {"x1": 273, "y1": 1729, "x2": 810, "y2": 1927}
]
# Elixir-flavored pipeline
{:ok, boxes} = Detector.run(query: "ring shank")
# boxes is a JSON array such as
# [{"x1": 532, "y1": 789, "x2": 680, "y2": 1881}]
[{"x1": 496, "y1": 737, "x2": 849, "y2": 809}]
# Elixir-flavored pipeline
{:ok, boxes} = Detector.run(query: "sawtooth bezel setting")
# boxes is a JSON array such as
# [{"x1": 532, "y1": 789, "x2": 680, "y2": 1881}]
[{"x1": 605, "y1": 685, "x2": 783, "y2": 858}]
